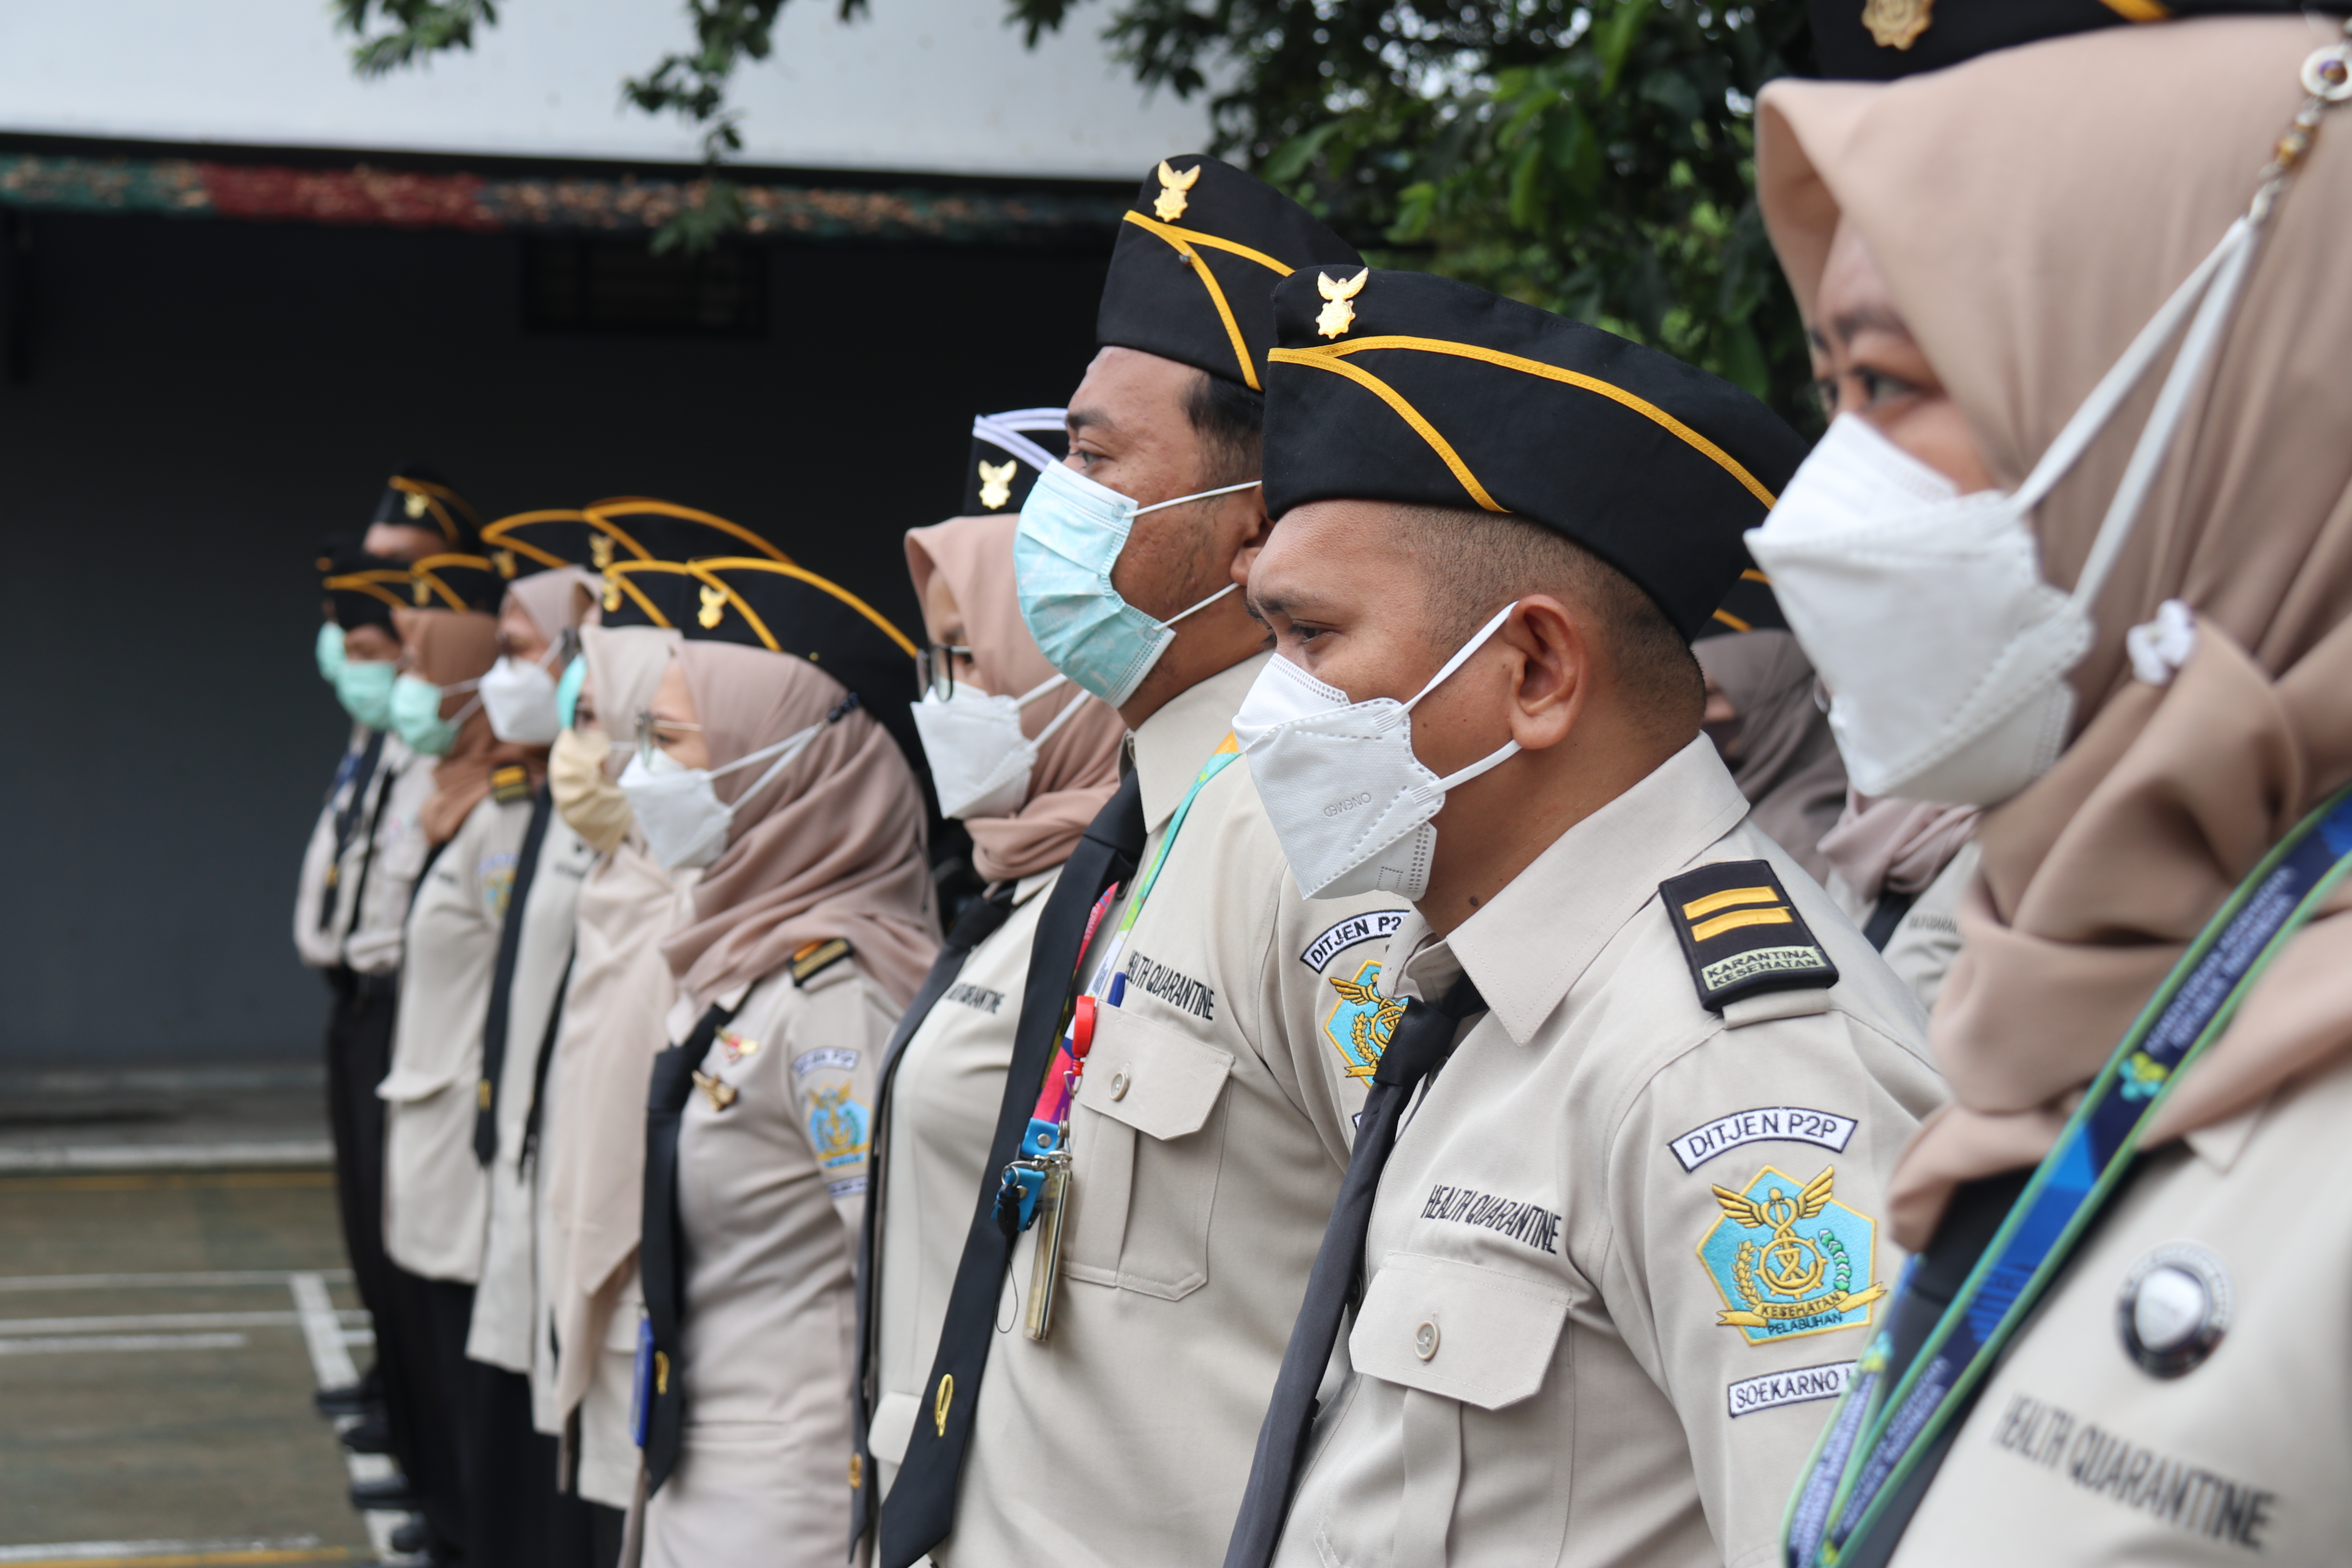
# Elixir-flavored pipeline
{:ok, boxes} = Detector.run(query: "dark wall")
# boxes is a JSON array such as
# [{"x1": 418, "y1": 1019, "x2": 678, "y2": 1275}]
[{"x1": 0, "y1": 210, "x2": 1108, "y2": 1067}]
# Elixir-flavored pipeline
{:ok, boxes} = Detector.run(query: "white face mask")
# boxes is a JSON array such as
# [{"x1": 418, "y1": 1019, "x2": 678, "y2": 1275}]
[
  {"x1": 616, "y1": 719, "x2": 828, "y2": 872},
  {"x1": 911, "y1": 672, "x2": 1087, "y2": 820},
  {"x1": 479, "y1": 641, "x2": 568, "y2": 746},
  {"x1": 1234, "y1": 603, "x2": 1521, "y2": 902},
  {"x1": 1747, "y1": 214, "x2": 2263, "y2": 808}
]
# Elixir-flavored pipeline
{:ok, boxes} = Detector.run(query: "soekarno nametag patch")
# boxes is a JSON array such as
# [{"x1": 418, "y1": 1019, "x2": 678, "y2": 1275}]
[
  {"x1": 1697, "y1": 1164, "x2": 1886, "y2": 1346},
  {"x1": 1660, "y1": 860, "x2": 1838, "y2": 1012}
]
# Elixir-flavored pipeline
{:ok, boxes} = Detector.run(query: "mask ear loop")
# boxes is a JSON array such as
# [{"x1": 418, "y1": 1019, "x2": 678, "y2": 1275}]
[
  {"x1": 1021, "y1": 677, "x2": 1090, "y2": 752},
  {"x1": 712, "y1": 692, "x2": 865, "y2": 820},
  {"x1": 1403, "y1": 601, "x2": 1525, "y2": 795},
  {"x1": 1134, "y1": 479, "x2": 1263, "y2": 516}
]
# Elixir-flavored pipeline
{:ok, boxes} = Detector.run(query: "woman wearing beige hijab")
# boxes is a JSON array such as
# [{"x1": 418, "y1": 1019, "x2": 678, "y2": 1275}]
[
  {"x1": 851, "y1": 514, "x2": 1123, "y2": 1535},
  {"x1": 1751, "y1": 12, "x2": 2352, "y2": 1563},
  {"x1": 534, "y1": 615, "x2": 690, "y2": 1551},
  {"x1": 628, "y1": 561, "x2": 936, "y2": 1567}
]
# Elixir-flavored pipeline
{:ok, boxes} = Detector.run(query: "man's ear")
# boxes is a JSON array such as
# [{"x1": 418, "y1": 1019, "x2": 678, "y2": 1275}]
[
  {"x1": 1226, "y1": 489, "x2": 1276, "y2": 586},
  {"x1": 1505, "y1": 595, "x2": 1588, "y2": 753}
]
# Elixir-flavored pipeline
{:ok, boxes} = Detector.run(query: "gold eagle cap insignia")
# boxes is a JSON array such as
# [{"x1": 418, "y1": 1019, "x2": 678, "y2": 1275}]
[
  {"x1": 402, "y1": 489, "x2": 430, "y2": 519},
  {"x1": 1316, "y1": 268, "x2": 1369, "y2": 339},
  {"x1": 1153, "y1": 159, "x2": 1201, "y2": 222},
  {"x1": 492, "y1": 548, "x2": 517, "y2": 579},
  {"x1": 697, "y1": 583, "x2": 729, "y2": 629},
  {"x1": 602, "y1": 578, "x2": 622, "y2": 613},
  {"x1": 1861, "y1": 0, "x2": 1932, "y2": 50},
  {"x1": 976, "y1": 459, "x2": 1018, "y2": 511},
  {"x1": 589, "y1": 534, "x2": 615, "y2": 571},
  {"x1": 410, "y1": 576, "x2": 432, "y2": 606}
]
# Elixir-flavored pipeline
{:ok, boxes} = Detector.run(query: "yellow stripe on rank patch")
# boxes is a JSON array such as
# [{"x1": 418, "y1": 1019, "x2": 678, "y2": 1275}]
[
  {"x1": 1691, "y1": 906, "x2": 1794, "y2": 943},
  {"x1": 1681, "y1": 885, "x2": 1780, "y2": 922}
]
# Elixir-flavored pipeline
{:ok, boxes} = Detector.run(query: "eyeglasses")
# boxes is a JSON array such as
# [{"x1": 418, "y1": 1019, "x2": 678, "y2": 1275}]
[
  {"x1": 635, "y1": 709, "x2": 705, "y2": 762},
  {"x1": 917, "y1": 643, "x2": 975, "y2": 701}
]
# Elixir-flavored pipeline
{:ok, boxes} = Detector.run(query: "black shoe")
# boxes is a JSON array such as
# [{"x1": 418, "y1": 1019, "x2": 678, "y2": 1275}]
[
  {"x1": 350, "y1": 1474, "x2": 419, "y2": 1512},
  {"x1": 315, "y1": 1381, "x2": 381, "y2": 1419},
  {"x1": 339, "y1": 1415, "x2": 394, "y2": 1455},
  {"x1": 389, "y1": 1517, "x2": 431, "y2": 1555}
]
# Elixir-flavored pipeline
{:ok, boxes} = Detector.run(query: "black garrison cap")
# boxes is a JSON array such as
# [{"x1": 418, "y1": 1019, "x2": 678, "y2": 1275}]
[
  {"x1": 1097, "y1": 154, "x2": 1363, "y2": 394},
  {"x1": 408, "y1": 553, "x2": 507, "y2": 614},
  {"x1": 577, "y1": 498, "x2": 789, "y2": 570},
  {"x1": 1261, "y1": 267, "x2": 1809, "y2": 642},
  {"x1": 965, "y1": 409, "x2": 1068, "y2": 516},
  {"x1": 373, "y1": 461, "x2": 481, "y2": 550},
  {"x1": 605, "y1": 557, "x2": 925, "y2": 774},
  {"x1": 1696, "y1": 564, "x2": 1791, "y2": 641},
  {"x1": 319, "y1": 538, "x2": 412, "y2": 634},
  {"x1": 1810, "y1": 0, "x2": 2349, "y2": 81}
]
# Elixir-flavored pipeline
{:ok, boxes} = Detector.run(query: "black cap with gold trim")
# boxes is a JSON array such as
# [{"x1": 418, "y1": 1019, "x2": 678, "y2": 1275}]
[
  {"x1": 1810, "y1": 0, "x2": 2347, "y2": 82},
  {"x1": 408, "y1": 554, "x2": 506, "y2": 614},
  {"x1": 1261, "y1": 267, "x2": 1808, "y2": 641},
  {"x1": 319, "y1": 538, "x2": 411, "y2": 634},
  {"x1": 373, "y1": 462, "x2": 482, "y2": 550},
  {"x1": 965, "y1": 409, "x2": 1068, "y2": 515},
  {"x1": 577, "y1": 499, "x2": 788, "y2": 571},
  {"x1": 1696, "y1": 565, "x2": 1790, "y2": 641},
  {"x1": 1097, "y1": 155, "x2": 1362, "y2": 394},
  {"x1": 601, "y1": 557, "x2": 924, "y2": 773}
]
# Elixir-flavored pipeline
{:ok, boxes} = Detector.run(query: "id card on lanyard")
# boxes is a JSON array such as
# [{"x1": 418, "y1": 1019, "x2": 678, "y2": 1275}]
[
  {"x1": 1005, "y1": 737, "x2": 1242, "y2": 1341},
  {"x1": 1784, "y1": 784, "x2": 2352, "y2": 1566}
]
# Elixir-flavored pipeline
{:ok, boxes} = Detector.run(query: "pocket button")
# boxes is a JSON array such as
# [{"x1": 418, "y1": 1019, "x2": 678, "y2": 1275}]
[
  {"x1": 1413, "y1": 1317, "x2": 1440, "y2": 1361},
  {"x1": 1109, "y1": 1069, "x2": 1131, "y2": 1101}
]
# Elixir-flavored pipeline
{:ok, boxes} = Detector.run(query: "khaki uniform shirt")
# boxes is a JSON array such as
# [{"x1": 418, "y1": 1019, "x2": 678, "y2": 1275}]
[
  {"x1": 1891, "y1": 1051, "x2": 2352, "y2": 1566},
  {"x1": 468, "y1": 809, "x2": 596, "y2": 1374},
  {"x1": 869, "y1": 868, "x2": 1061, "y2": 1493},
  {"x1": 293, "y1": 730, "x2": 429, "y2": 976},
  {"x1": 641, "y1": 955, "x2": 897, "y2": 1567},
  {"x1": 381, "y1": 789, "x2": 535, "y2": 1283},
  {"x1": 944, "y1": 653, "x2": 1414, "y2": 1568},
  {"x1": 1829, "y1": 842, "x2": 1980, "y2": 1016},
  {"x1": 1276, "y1": 738, "x2": 1943, "y2": 1568}
]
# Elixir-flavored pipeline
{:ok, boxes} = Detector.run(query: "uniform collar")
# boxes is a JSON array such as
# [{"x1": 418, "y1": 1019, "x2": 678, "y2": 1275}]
[
  {"x1": 1127, "y1": 650, "x2": 1269, "y2": 832},
  {"x1": 1387, "y1": 736, "x2": 1749, "y2": 1046}
]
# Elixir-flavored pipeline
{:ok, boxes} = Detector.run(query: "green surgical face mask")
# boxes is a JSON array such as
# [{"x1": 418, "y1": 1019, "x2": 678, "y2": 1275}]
[
  {"x1": 556, "y1": 654, "x2": 586, "y2": 731},
  {"x1": 316, "y1": 622, "x2": 346, "y2": 685},
  {"x1": 390, "y1": 672, "x2": 473, "y2": 756},
  {"x1": 336, "y1": 659, "x2": 397, "y2": 731}
]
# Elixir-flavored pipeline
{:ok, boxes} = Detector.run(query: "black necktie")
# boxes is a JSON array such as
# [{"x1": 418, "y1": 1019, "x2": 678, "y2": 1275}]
[
  {"x1": 639, "y1": 999, "x2": 741, "y2": 1495},
  {"x1": 877, "y1": 773, "x2": 1146, "y2": 1568},
  {"x1": 475, "y1": 786, "x2": 554, "y2": 1165},
  {"x1": 318, "y1": 729, "x2": 386, "y2": 933},
  {"x1": 851, "y1": 884, "x2": 1019, "y2": 1548},
  {"x1": 1223, "y1": 978, "x2": 1486, "y2": 1568}
]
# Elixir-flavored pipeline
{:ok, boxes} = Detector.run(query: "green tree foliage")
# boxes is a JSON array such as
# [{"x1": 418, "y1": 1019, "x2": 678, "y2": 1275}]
[
  {"x1": 1013, "y1": 0, "x2": 1816, "y2": 422},
  {"x1": 334, "y1": 0, "x2": 1818, "y2": 418}
]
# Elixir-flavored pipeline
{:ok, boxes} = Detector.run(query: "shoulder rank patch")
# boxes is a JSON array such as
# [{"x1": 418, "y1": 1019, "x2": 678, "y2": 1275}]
[
  {"x1": 789, "y1": 937, "x2": 855, "y2": 988},
  {"x1": 1697, "y1": 1163, "x2": 1886, "y2": 1345},
  {"x1": 491, "y1": 765, "x2": 532, "y2": 804},
  {"x1": 1659, "y1": 860, "x2": 1837, "y2": 1013}
]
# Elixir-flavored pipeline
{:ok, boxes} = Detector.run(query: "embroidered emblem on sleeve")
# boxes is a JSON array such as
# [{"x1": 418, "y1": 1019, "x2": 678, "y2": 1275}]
[
  {"x1": 808, "y1": 1083, "x2": 870, "y2": 1169},
  {"x1": 1323, "y1": 960, "x2": 1405, "y2": 1080},
  {"x1": 1660, "y1": 860, "x2": 1838, "y2": 1013},
  {"x1": 1697, "y1": 1164, "x2": 1886, "y2": 1345}
]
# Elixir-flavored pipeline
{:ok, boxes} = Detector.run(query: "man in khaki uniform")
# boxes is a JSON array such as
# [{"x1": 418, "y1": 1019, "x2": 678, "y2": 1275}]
[
  {"x1": 879, "y1": 156, "x2": 1407, "y2": 1568},
  {"x1": 1222, "y1": 269, "x2": 1943, "y2": 1568}
]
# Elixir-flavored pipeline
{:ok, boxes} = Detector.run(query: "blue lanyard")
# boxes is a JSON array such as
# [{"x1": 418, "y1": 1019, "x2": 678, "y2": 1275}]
[{"x1": 1784, "y1": 783, "x2": 2352, "y2": 1566}]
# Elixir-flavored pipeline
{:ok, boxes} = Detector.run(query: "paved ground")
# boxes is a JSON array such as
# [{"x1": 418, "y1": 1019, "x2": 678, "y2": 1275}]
[
  {"x1": 0, "y1": 1067, "x2": 332, "y2": 1174},
  {"x1": 0, "y1": 1158, "x2": 385, "y2": 1566}
]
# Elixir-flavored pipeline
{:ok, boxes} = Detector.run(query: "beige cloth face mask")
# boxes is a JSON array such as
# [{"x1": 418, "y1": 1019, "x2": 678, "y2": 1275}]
[{"x1": 550, "y1": 727, "x2": 632, "y2": 854}]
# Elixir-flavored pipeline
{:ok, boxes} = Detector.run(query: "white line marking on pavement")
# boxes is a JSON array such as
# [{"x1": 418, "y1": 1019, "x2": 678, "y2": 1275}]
[
  {"x1": 288, "y1": 1273, "x2": 410, "y2": 1564},
  {"x1": 0, "y1": 1270, "x2": 353, "y2": 1294},
  {"x1": 0, "y1": 1312, "x2": 366, "y2": 1337},
  {"x1": 0, "y1": 1333, "x2": 249, "y2": 1357},
  {"x1": 0, "y1": 1535, "x2": 327, "y2": 1563},
  {"x1": 0, "y1": 1142, "x2": 336, "y2": 1174}
]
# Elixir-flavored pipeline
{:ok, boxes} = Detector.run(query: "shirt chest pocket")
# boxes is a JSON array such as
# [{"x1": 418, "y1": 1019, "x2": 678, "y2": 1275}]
[
  {"x1": 1350, "y1": 1252, "x2": 1570, "y2": 1410},
  {"x1": 1062, "y1": 1001, "x2": 1234, "y2": 1301}
]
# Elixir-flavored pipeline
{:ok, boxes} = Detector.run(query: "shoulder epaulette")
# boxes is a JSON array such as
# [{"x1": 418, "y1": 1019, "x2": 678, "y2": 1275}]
[
  {"x1": 789, "y1": 937, "x2": 855, "y2": 988},
  {"x1": 1659, "y1": 859, "x2": 1838, "y2": 1014},
  {"x1": 491, "y1": 765, "x2": 532, "y2": 804}
]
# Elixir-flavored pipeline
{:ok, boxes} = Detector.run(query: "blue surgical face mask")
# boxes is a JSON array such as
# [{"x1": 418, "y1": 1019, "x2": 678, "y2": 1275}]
[
  {"x1": 336, "y1": 659, "x2": 397, "y2": 731},
  {"x1": 1013, "y1": 459, "x2": 1259, "y2": 707},
  {"x1": 316, "y1": 622, "x2": 347, "y2": 685},
  {"x1": 390, "y1": 671, "x2": 480, "y2": 756}
]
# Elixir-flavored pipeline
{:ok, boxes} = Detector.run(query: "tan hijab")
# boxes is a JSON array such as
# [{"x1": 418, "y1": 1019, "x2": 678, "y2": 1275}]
[
  {"x1": 659, "y1": 642, "x2": 939, "y2": 1010},
  {"x1": 1759, "y1": 16, "x2": 2352, "y2": 1247},
  {"x1": 577, "y1": 622, "x2": 682, "y2": 767},
  {"x1": 392, "y1": 606, "x2": 532, "y2": 845},
  {"x1": 1693, "y1": 629, "x2": 1848, "y2": 880},
  {"x1": 905, "y1": 515, "x2": 1126, "y2": 883}
]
